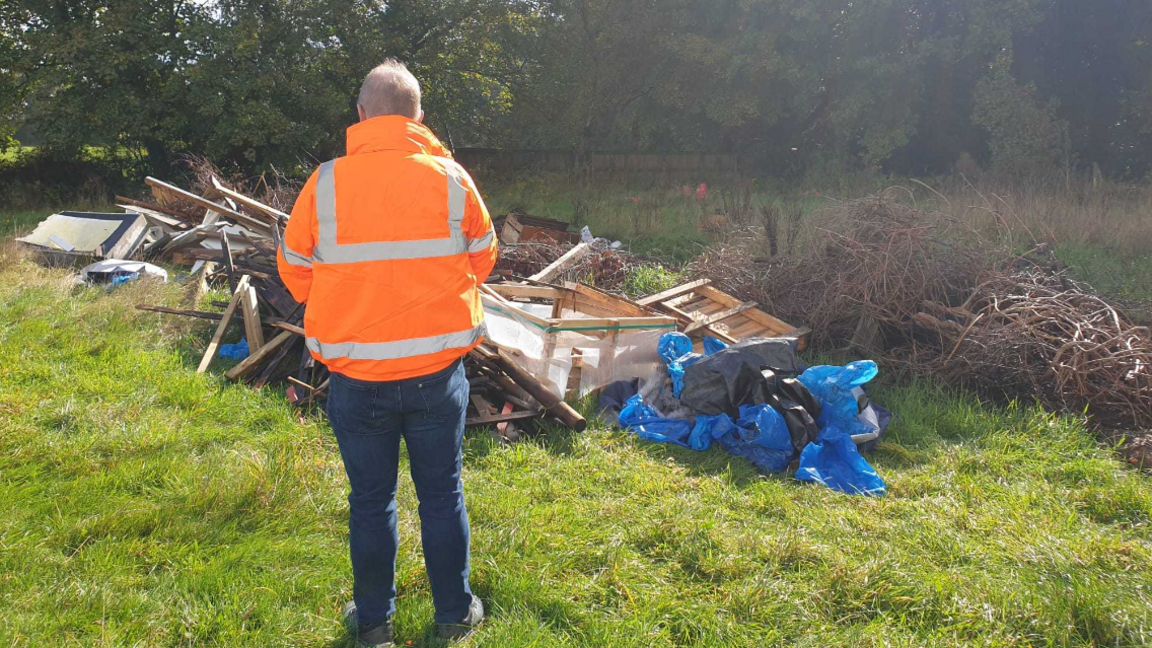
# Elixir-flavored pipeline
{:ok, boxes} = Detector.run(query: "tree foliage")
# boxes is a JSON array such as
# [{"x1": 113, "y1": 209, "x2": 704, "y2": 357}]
[{"x1": 3, "y1": 0, "x2": 1151, "y2": 178}]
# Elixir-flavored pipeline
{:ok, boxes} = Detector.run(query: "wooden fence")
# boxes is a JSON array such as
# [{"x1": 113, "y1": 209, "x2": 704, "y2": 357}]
[{"x1": 454, "y1": 148, "x2": 737, "y2": 174}]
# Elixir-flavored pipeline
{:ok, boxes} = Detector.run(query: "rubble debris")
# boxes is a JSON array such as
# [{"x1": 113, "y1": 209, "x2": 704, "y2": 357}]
[
  {"x1": 81, "y1": 259, "x2": 168, "y2": 284},
  {"x1": 17, "y1": 211, "x2": 149, "y2": 264}
]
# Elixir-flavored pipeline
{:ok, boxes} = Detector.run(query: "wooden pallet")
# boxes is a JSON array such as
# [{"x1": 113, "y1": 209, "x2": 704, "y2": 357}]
[{"x1": 639, "y1": 279, "x2": 808, "y2": 350}]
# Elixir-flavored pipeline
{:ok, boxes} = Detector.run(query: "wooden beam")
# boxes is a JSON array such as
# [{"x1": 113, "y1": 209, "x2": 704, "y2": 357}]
[
  {"x1": 115, "y1": 196, "x2": 190, "y2": 222},
  {"x1": 529, "y1": 242, "x2": 590, "y2": 283},
  {"x1": 136, "y1": 305, "x2": 222, "y2": 321},
  {"x1": 470, "y1": 345, "x2": 586, "y2": 432},
  {"x1": 145, "y1": 177, "x2": 273, "y2": 234},
  {"x1": 211, "y1": 176, "x2": 289, "y2": 223},
  {"x1": 221, "y1": 231, "x2": 238, "y2": 296},
  {"x1": 637, "y1": 278, "x2": 711, "y2": 306},
  {"x1": 241, "y1": 285, "x2": 265, "y2": 352},
  {"x1": 198, "y1": 275, "x2": 250, "y2": 373},
  {"x1": 272, "y1": 321, "x2": 306, "y2": 336},
  {"x1": 224, "y1": 330, "x2": 294, "y2": 382}
]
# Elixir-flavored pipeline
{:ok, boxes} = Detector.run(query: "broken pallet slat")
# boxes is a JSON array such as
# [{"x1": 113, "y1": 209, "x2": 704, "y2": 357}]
[
  {"x1": 529, "y1": 242, "x2": 590, "y2": 283},
  {"x1": 241, "y1": 284, "x2": 265, "y2": 352},
  {"x1": 224, "y1": 330, "x2": 294, "y2": 382},
  {"x1": 198, "y1": 275, "x2": 250, "y2": 373},
  {"x1": 637, "y1": 278, "x2": 711, "y2": 306},
  {"x1": 684, "y1": 301, "x2": 760, "y2": 334}
]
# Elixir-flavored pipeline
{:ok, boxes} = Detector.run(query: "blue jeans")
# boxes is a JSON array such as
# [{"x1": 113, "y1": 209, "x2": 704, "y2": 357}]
[{"x1": 326, "y1": 358, "x2": 474, "y2": 627}]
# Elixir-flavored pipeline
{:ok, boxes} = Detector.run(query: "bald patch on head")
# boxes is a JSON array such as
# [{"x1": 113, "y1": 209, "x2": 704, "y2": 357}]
[{"x1": 357, "y1": 59, "x2": 422, "y2": 120}]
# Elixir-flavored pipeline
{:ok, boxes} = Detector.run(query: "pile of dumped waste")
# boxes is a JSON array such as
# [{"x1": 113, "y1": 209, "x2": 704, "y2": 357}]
[{"x1": 603, "y1": 333, "x2": 889, "y2": 497}]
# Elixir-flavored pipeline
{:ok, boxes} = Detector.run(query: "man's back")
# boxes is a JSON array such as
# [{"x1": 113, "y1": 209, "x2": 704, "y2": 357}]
[{"x1": 278, "y1": 115, "x2": 498, "y2": 382}]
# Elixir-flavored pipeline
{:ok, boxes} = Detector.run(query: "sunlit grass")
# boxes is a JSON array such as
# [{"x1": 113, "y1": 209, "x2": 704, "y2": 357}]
[{"x1": 1, "y1": 249, "x2": 1149, "y2": 647}]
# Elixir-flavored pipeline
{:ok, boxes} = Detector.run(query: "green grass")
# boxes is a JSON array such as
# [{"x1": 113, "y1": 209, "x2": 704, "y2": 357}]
[
  {"x1": 1057, "y1": 243, "x2": 1152, "y2": 305},
  {"x1": 2, "y1": 251, "x2": 1151, "y2": 646}
]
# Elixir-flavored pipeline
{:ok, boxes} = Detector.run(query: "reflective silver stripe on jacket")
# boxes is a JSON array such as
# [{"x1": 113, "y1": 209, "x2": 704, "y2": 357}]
[
  {"x1": 468, "y1": 228, "x2": 496, "y2": 254},
  {"x1": 312, "y1": 159, "x2": 472, "y2": 264},
  {"x1": 306, "y1": 322, "x2": 487, "y2": 361},
  {"x1": 279, "y1": 240, "x2": 313, "y2": 268}
]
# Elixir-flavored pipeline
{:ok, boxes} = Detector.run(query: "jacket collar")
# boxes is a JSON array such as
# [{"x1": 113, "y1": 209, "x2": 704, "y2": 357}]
[{"x1": 346, "y1": 115, "x2": 451, "y2": 157}]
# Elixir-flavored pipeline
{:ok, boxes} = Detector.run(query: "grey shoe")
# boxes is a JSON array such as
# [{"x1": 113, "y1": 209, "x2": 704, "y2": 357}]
[
  {"x1": 342, "y1": 601, "x2": 394, "y2": 648},
  {"x1": 436, "y1": 595, "x2": 485, "y2": 641}
]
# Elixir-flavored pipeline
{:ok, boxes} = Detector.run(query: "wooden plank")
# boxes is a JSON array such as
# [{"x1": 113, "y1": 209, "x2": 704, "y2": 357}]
[
  {"x1": 684, "y1": 302, "x2": 760, "y2": 334},
  {"x1": 250, "y1": 336, "x2": 299, "y2": 388},
  {"x1": 529, "y1": 242, "x2": 590, "y2": 283},
  {"x1": 729, "y1": 319, "x2": 769, "y2": 337},
  {"x1": 551, "y1": 315, "x2": 678, "y2": 330},
  {"x1": 212, "y1": 177, "x2": 289, "y2": 223},
  {"x1": 221, "y1": 231, "x2": 238, "y2": 296},
  {"x1": 115, "y1": 196, "x2": 191, "y2": 222},
  {"x1": 224, "y1": 330, "x2": 294, "y2": 382},
  {"x1": 569, "y1": 283, "x2": 653, "y2": 317},
  {"x1": 117, "y1": 203, "x2": 189, "y2": 231},
  {"x1": 241, "y1": 285, "x2": 265, "y2": 352},
  {"x1": 485, "y1": 284, "x2": 559, "y2": 301},
  {"x1": 637, "y1": 279, "x2": 711, "y2": 306},
  {"x1": 480, "y1": 293, "x2": 554, "y2": 328},
  {"x1": 145, "y1": 177, "x2": 273, "y2": 234},
  {"x1": 272, "y1": 321, "x2": 306, "y2": 336},
  {"x1": 465, "y1": 410, "x2": 542, "y2": 427},
  {"x1": 136, "y1": 305, "x2": 222, "y2": 321},
  {"x1": 198, "y1": 275, "x2": 249, "y2": 373}
]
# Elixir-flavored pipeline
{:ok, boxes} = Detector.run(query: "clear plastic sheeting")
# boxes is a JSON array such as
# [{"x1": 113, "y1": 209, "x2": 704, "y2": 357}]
[{"x1": 483, "y1": 301, "x2": 669, "y2": 398}]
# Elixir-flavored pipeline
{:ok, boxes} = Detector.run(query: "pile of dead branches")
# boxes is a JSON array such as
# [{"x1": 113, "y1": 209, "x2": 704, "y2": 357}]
[
  {"x1": 691, "y1": 193, "x2": 999, "y2": 349},
  {"x1": 916, "y1": 272, "x2": 1152, "y2": 429},
  {"x1": 690, "y1": 190, "x2": 1152, "y2": 433}
]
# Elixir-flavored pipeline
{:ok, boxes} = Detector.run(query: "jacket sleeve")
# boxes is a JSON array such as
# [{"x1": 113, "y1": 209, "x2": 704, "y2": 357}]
[
  {"x1": 461, "y1": 170, "x2": 498, "y2": 284},
  {"x1": 277, "y1": 170, "x2": 319, "y2": 304}
]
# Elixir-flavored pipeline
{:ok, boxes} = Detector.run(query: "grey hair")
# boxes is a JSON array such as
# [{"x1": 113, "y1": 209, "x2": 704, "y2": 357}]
[{"x1": 357, "y1": 59, "x2": 422, "y2": 120}]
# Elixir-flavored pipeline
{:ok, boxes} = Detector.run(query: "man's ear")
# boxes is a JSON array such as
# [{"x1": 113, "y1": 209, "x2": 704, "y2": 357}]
[
  {"x1": 357, "y1": 105, "x2": 367, "y2": 122},
  {"x1": 416, "y1": 109, "x2": 425, "y2": 124}
]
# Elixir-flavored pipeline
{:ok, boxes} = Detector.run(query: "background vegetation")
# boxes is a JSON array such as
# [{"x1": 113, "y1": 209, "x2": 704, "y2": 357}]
[{"x1": 3, "y1": 0, "x2": 1151, "y2": 185}]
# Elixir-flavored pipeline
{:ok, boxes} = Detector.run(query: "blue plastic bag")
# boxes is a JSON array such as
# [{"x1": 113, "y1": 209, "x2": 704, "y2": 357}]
[
  {"x1": 715, "y1": 404, "x2": 793, "y2": 473},
  {"x1": 658, "y1": 333, "x2": 702, "y2": 397},
  {"x1": 219, "y1": 338, "x2": 250, "y2": 360},
  {"x1": 619, "y1": 394, "x2": 693, "y2": 448},
  {"x1": 688, "y1": 413, "x2": 737, "y2": 451},
  {"x1": 798, "y1": 361, "x2": 878, "y2": 422},
  {"x1": 796, "y1": 424, "x2": 887, "y2": 496},
  {"x1": 702, "y1": 336, "x2": 728, "y2": 356}
]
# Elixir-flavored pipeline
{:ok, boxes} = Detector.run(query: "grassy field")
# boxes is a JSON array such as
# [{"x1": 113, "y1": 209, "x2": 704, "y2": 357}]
[{"x1": 2, "y1": 230, "x2": 1151, "y2": 647}]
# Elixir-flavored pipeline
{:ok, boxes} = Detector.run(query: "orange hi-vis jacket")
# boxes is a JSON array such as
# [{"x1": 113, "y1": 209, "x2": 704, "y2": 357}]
[{"x1": 277, "y1": 115, "x2": 498, "y2": 382}]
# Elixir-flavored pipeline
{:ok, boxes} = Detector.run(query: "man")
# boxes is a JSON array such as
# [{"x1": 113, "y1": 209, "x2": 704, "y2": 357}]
[{"x1": 277, "y1": 59, "x2": 498, "y2": 648}]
